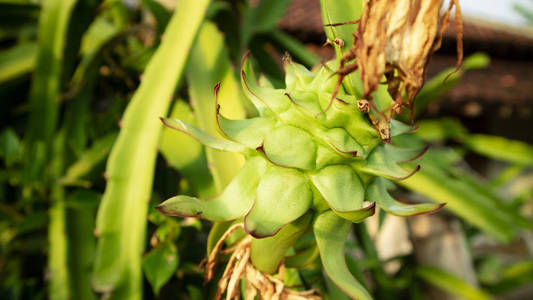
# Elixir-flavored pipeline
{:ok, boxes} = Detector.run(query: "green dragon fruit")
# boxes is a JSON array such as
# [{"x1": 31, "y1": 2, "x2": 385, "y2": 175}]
[{"x1": 157, "y1": 52, "x2": 444, "y2": 299}]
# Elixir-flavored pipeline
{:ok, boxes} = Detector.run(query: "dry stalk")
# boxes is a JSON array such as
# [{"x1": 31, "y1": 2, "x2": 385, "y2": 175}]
[{"x1": 205, "y1": 224, "x2": 322, "y2": 300}]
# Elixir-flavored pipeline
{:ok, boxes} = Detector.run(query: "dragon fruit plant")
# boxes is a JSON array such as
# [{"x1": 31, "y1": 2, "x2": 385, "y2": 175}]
[{"x1": 156, "y1": 0, "x2": 462, "y2": 299}]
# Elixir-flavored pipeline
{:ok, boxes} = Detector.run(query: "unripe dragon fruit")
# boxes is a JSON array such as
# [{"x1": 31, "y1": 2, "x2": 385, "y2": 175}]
[{"x1": 156, "y1": 53, "x2": 444, "y2": 299}]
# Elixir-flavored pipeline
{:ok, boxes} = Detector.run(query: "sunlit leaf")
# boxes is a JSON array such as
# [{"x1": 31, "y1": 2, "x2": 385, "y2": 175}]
[
  {"x1": 464, "y1": 134, "x2": 533, "y2": 167},
  {"x1": 92, "y1": 1, "x2": 211, "y2": 297},
  {"x1": 186, "y1": 21, "x2": 247, "y2": 191},
  {"x1": 417, "y1": 266, "x2": 491, "y2": 300},
  {"x1": 0, "y1": 43, "x2": 37, "y2": 84},
  {"x1": 60, "y1": 132, "x2": 117, "y2": 187}
]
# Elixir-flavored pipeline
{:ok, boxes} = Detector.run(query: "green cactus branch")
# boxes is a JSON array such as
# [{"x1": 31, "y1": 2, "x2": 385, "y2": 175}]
[{"x1": 92, "y1": 1, "x2": 211, "y2": 298}]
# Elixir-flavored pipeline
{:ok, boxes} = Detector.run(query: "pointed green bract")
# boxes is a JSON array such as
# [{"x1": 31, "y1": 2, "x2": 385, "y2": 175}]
[
  {"x1": 314, "y1": 211, "x2": 373, "y2": 300},
  {"x1": 241, "y1": 53, "x2": 291, "y2": 115},
  {"x1": 367, "y1": 178, "x2": 444, "y2": 216},
  {"x1": 245, "y1": 166, "x2": 312, "y2": 238},
  {"x1": 285, "y1": 243, "x2": 320, "y2": 268},
  {"x1": 323, "y1": 128, "x2": 364, "y2": 157},
  {"x1": 310, "y1": 163, "x2": 375, "y2": 223},
  {"x1": 356, "y1": 143, "x2": 423, "y2": 180},
  {"x1": 251, "y1": 213, "x2": 312, "y2": 274},
  {"x1": 157, "y1": 156, "x2": 267, "y2": 221},
  {"x1": 333, "y1": 203, "x2": 376, "y2": 223},
  {"x1": 311, "y1": 165, "x2": 364, "y2": 212},
  {"x1": 216, "y1": 115, "x2": 275, "y2": 149},
  {"x1": 390, "y1": 119, "x2": 417, "y2": 137},
  {"x1": 286, "y1": 90, "x2": 323, "y2": 116},
  {"x1": 161, "y1": 117, "x2": 246, "y2": 152},
  {"x1": 263, "y1": 125, "x2": 317, "y2": 170},
  {"x1": 284, "y1": 59, "x2": 315, "y2": 91}
]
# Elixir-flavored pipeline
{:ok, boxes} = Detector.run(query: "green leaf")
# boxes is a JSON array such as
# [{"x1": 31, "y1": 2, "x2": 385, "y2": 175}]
[
  {"x1": 311, "y1": 165, "x2": 375, "y2": 223},
  {"x1": 92, "y1": 1, "x2": 210, "y2": 298},
  {"x1": 161, "y1": 117, "x2": 245, "y2": 152},
  {"x1": 494, "y1": 260, "x2": 533, "y2": 293},
  {"x1": 416, "y1": 266, "x2": 491, "y2": 300},
  {"x1": 244, "y1": 166, "x2": 312, "y2": 238},
  {"x1": 60, "y1": 132, "x2": 117, "y2": 187},
  {"x1": 399, "y1": 154, "x2": 523, "y2": 243},
  {"x1": 66, "y1": 190, "x2": 98, "y2": 300},
  {"x1": 24, "y1": 0, "x2": 78, "y2": 184},
  {"x1": 141, "y1": 0, "x2": 171, "y2": 35},
  {"x1": 249, "y1": 37, "x2": 285, "y2": 87},
  {"x1": 0, "y1": 2, "x2": 39, "y2": 29},
  {"x1": 0, "y1": 42, "x2": 37, "y2": 84},
  {"x1": 241, "y1": 0, "x2": 292, "y2": 46},
  {"x1": 269, "y1": 29, "x2": 321, "y2": 68},
  {"x1": 263, "y1": 125, "x2": 317, "y2": 170},
  {"x1": 49, "y1": 189, "x2": 70, "y2": 300},
  {"x1": 367, "y1": 178, "x2": 444, "y2": 216},
  {"x1": 464, "y1": 134, "x2": 533, "y2": 167},
  {"x1": 142, "y1": 242, "x2": 179, "y2": 296},
  {"x1": 0, "y1": 128, "x2": 22, "y2": 167},
  {"x1": 413, "y1": 118, "x2": 467, "y2": 142},
  {"x1": 413, "y1": 53, "x2": 490, "y2": 117},
  {"x1": 70, "y1": 15, "x2": 118, "y2": 89},
  {"x1": 414, "y1": 119, "x2": 533, "y2": 167},
  {"x1": 157, "y1": 156, "x2": 267, "y2": 221},
  {"x1": 251, "y1": 213, "x2": 312, "y2": 274},
  {"x1": 314, "y1": 210, "x2": 372, "y2": 300}
]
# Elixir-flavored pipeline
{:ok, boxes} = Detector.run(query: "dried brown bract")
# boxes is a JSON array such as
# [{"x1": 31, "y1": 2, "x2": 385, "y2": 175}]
[
  {"x1": 205, "y1": 224, "x2": 322, "y2": 300},
  {"x1": 331, "y1": 0, "x2": 463, "y2": 141}
]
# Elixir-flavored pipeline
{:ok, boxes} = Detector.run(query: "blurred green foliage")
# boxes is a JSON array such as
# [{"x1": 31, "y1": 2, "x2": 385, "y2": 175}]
[{"x1": 0, "y1": 0, "x2": 531, "y2": 299}]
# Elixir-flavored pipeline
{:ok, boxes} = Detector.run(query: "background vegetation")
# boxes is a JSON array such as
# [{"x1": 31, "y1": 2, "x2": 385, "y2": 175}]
[{"x1": 0, "y1": 0, "x2": 532, "y2": 299}]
